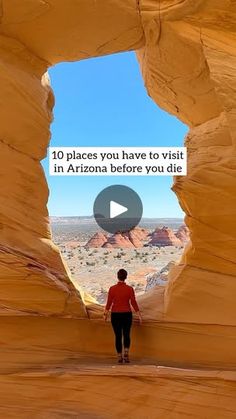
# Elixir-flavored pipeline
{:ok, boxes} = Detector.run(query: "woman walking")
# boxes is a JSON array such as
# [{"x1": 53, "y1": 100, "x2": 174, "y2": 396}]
[{"x1": 104, "y1": 269, "x2": 142, "y2": 363}]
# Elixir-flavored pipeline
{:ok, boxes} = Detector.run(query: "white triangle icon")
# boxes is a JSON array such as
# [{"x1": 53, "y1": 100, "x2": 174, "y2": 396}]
[{"x1": 110, "y1": 201, "x2": 128, "y2": 219}]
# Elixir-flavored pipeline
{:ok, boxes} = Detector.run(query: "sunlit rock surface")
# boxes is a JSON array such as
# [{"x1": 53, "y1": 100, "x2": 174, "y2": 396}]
[
  {"x1": 148, "y1": 226, "x2": 182, "y2": 247},
  {"x1": 145, "y1": 261, "x2": 177, "y2": 290},
  {"x1": 176, "y1": 224, "x2": 190, "y2": 244},
  {"x1": 86, "y1": 228, "x2": 147, "y2": 248},
  {"x1": 103, "y1": 232, "x2": 135, "y2": 248},
  {"x1": 0, "y1": 0, "x2": 236, "y2": 417},
  {"x1": 85, "y1": 232, "x2": 108, "y2": 248}
]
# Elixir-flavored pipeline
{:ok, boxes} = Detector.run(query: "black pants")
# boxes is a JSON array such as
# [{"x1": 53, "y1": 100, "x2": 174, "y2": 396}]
[{"x1": 111, "y1": 312, "x2": 133, "y2": 354}]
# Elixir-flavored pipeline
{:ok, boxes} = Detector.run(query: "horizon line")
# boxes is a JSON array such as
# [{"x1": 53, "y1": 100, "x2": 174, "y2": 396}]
[{"x1": 50, "y1": 215, "x2": 184, "y2": 219}]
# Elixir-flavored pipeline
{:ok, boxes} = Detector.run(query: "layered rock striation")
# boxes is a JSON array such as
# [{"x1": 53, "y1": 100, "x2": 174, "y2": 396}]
[
  {"x1": 103, "y1": 232, "x2": 135, "y2": 249},
  {"x1": 145, "y1": 261, "x2": 177, "y2": 291},
  {"x1": 148, "y1": 226, "x2": 182, "y2": 247},
  {"x1": 0, "y1": 1, "x2": 236, "y2": 416},
  {"x1": 85, "y1": 232, "x2": 108, "y2": 248},
  {"x1": 0, "y1": 0, "x2": 235, "y2": 362},
  {"x1": 175, "y1": 224, "x2": 189, "y2": 244}
]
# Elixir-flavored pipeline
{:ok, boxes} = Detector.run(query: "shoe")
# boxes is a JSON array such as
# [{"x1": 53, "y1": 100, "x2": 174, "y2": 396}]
[
  {"x1": 117, "y1": 355, "x2": 123, "y2": 364},
  {"x1": 123, "y1": 353, "x2": 130, "y2": 363}
]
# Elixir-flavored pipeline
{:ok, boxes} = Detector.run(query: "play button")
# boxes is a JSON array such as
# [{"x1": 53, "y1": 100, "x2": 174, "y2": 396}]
[
  {"x1": 93, "y1": 185, "x2": 143, "y2": 234},
  {"x1": 110, "y1": 201, "x2": 128, "y2": 219}
]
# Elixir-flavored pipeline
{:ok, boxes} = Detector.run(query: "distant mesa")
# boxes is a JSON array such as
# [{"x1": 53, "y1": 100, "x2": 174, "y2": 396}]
[
  {"x1": 176, "y1": 224, "x2": 190, "y2": 243},
  {"x1": 148, "y1": 226, "x2": 182, "y2": 247},
  {"x1": 94, "y1": 213, "x2": 106, "y2": 219},
  {"x1": 50, "y1": 216, "x2": 94, "y2": 224},
  {"x1": 85, "y1": 232, "x2": 108, "y2": 248}
]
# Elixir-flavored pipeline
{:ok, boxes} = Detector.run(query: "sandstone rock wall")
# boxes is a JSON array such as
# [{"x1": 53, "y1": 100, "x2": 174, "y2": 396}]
[
  {"x1": 0, "y1": 0, "x2": 235, "y2": 370},
  {"x1": 0, "y1": 36, "x2": 86, "y2": 317},
  {"x1": 0, "y1": 1, "x2": 236, "y2": 416},
  {"x1": 135, "y1": 1, "x2": 236, "y2": 327}
]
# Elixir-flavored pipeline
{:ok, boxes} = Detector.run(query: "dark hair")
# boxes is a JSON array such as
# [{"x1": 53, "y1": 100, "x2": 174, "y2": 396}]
[{"x1": 117, "y1": 269, "x2": 127, "y2": 281}]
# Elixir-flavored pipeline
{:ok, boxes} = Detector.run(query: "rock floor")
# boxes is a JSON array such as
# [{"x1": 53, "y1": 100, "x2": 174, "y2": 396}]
[{"x1": 1, "y1": 359, "x2": 236, "y2": 418}]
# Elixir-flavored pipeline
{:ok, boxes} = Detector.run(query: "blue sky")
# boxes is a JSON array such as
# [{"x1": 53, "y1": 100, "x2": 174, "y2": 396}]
[{"x1": 42, "y1": 51, "x2": 187, "y2": 218}]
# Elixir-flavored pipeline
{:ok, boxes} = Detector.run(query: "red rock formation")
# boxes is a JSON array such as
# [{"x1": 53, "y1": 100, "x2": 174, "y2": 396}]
[
  {"x1": 176, "y1": 225, "x2": 190, "y2": 243},
  {"x1": 85, "y1": 232, "x2": 107, "y2": 248},
  {"x1": 128, "y1": 230, "x2": 143, "y2": 248},
  {"x1": 122, "y1": 230, "x2": 143, "y2": 248},
  {"x1": 103, "y1": 229, "x2": 146, "y2": 249},
  {"x1": 176, "y1": 225, "x2": 190, "y2": 244},
  {"x1": 103, "y1": 233, "x2": 135, "y2": 248},
  {"x1": 86, "y1": 229, "x2": 146, "y2": 249},
  {"x1": 132, "y1": 227, "x2": 149, "y2": 240},
  {"x1": 148, "y1": 227, "x2": 182, "y2": 247}
]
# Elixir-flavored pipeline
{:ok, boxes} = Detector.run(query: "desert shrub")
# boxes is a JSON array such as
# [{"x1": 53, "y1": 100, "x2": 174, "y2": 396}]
[
  {"x1": 86, "y1": 261, "x2": 96, "y2": 267},
  {"x1": 114, "y1": 253, "x2": 122, "y2": 259}
]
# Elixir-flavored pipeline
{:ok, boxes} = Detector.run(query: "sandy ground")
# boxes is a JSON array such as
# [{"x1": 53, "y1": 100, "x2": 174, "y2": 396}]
[{"x1": 58, "y1": 244, "x2": 183, "y2": 303}]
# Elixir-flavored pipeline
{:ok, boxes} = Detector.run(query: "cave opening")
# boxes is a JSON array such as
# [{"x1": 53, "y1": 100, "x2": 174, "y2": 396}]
[{"x1": 43, "y1": 50, "x2": 188, "y2": 306}]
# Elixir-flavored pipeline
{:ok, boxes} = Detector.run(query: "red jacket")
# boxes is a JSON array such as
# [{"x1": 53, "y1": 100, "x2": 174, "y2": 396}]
[{"x1": 105, "y1": 281, "x2": 139, "y2": 313}]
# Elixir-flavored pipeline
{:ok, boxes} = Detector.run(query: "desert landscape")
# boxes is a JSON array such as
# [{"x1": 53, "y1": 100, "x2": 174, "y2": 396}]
[
  {"x1": 51, "y1": 217, "x2": 189, "y2": 303},
  {"x1": 1, "y1": 1, "x2": 236, "y2": 417}
]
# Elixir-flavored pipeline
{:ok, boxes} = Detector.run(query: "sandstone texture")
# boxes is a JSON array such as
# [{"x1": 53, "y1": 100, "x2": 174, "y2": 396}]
[
  {"x1": 0, "y1": 0, "x2": 236, "y2": 417},
  {"x1": 145, "y1": 261, "x2": 177, "y2": 290},
  {"x1": 87, "y1": 228, "x2": 150, "y2": 249},
  {"x1": 103, "y1": 232, "x2": 135, "y2": 249},
  {"x1": 127, "y1": 230, "x2": 143, "y2": 248},
  {"x1": 132, "y1": 226, "x2": 149, "y2": 240},
  {"x1": 85, "y1": 232, "x2": 108, "y2": 248},
  {"x1": 148, "y1": 226, "x2": 182, "y2": 247},
  {"x1": 176, "y1": 224, "x2": 190, "y2": 243},
  {"x1": 121, "y1": 229, "x2": 145, "y2": 248}
]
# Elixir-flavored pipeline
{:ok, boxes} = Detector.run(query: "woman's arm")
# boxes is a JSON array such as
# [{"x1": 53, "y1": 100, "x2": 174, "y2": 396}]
[
  {"x1": 104, "y1": 287, "x2": 113, "y2": 320},
  {"x1": 130, "y1": 287, "x2": 139, "y2": 312},
  {"x1": 130, "y1": 287, "x2": 142, "y2": 324}
]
